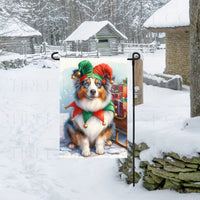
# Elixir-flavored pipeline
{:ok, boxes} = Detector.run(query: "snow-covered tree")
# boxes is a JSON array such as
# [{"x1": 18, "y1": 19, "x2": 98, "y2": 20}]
[{"x1": 0, "y1": 0, "x2": 170, "y2": 44}]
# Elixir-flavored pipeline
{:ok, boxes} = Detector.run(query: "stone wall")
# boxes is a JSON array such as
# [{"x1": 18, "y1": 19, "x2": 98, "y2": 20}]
[
  {"x1": 165, "y1": 31, "x2": 190, "y2": 85},
  {"x1": 119, "y1": 142, "x2": 200, "y2": 193},
  {"x1": 141, "y1": 152, "x2": 200, "y2": 193},
  {"x1": 118, "y1": 142, "x2": 142, "y2": 184}
]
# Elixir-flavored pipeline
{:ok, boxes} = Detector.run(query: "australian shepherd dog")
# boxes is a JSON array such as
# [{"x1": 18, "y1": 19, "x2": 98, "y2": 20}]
[{"x1": 64, "y1": 61, "x2": 115, "y2": 157}]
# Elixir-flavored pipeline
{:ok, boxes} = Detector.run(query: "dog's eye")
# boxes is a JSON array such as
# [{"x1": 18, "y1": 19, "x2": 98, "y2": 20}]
[
  {"x1": 83, "y1": 82, "x2": 89, "y2": 88},
  {"x1": 96, "y1": 82, "x2": 102, "y2": 88}
]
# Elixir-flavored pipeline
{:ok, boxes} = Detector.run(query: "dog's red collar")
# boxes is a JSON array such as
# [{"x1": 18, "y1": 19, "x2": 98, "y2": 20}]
[{"x1": 65, "y1": 101, "x2": 104, "y2": 122}]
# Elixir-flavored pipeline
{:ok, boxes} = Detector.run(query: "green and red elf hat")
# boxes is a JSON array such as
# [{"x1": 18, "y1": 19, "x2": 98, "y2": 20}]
[{"x1": 72, "y1": 60, "x2": 114, "y2": 84}]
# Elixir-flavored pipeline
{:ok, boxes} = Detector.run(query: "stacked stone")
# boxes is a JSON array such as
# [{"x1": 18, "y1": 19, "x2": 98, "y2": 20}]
[
  {"x1": 118, "y1": 142, "x2": 200, "y2": 193},
  {"x1": 141, "y1": 152, "x2": 200, "y2": 193},
  {"x1": 118, "y1": 142, "x2": 149, "y2": 184},
  {"x1": 135, "y1": 142, "x2": 149, "y2": 158}
]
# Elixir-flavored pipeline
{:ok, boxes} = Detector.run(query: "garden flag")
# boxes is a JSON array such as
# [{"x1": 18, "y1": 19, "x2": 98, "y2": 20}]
[{"x1": 60, "y1": 58, "x2": 130, "y2": 158}]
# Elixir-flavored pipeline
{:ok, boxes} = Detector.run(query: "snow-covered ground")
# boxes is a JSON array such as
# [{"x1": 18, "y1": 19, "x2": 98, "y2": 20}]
[
  {"x1": 0, "y1": 50, "x2": 200, "y2": 199},
  {"x1": 142, "y1": 50, "x2": 166, "y2": 74},
  {"x1": 136, "y1": 84, "x2": 199, "y2": 161}
]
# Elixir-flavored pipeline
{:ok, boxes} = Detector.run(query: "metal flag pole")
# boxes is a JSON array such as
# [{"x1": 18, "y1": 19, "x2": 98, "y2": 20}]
[
  {"x1": 127, "y1": 52, "x2": 140, "y2": 187},
  {"x1": 52, "y1": 51, "x2": 141, "y2": 186}
]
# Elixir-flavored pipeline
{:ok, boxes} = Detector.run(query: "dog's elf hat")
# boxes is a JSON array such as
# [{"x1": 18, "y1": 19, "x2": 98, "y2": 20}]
[{"x1": 74, "y1": 60, "x2": 113, "y2": 84}]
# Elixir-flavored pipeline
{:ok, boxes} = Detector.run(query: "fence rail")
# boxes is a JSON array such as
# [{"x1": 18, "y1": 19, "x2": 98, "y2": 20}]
[
  {"x1": 121, "y1": 43, "x2": 157, "y2": 53},
  {"x1": 1, "y1": 42, "x2": 161, "y2": 56},
  {"x1": 34, "y1": 44, "x2": 62, "y2": 54}
]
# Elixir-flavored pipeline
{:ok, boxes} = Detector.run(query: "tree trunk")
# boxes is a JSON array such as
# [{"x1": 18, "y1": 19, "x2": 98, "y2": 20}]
[{"x1": 190, "y1": 0, "x2": 200, "y2": 117}]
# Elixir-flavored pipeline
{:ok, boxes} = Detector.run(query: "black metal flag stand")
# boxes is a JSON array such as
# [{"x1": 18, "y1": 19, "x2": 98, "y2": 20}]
[
  {"x1": 51, "y1": 51, "x2": 141, "y2": 187},
  {"x1": 127, "y1": 52, "x2": 141, "y2": 187}
]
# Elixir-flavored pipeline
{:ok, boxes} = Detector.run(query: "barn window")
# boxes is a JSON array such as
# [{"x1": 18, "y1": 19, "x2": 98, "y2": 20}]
[{"x1": 98, "y1": 39, "x2": 108, "y2": 43}]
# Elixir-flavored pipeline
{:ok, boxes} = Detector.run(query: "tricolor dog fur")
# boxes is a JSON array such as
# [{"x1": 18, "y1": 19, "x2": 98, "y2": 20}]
[{"x1": 64, "y1": 60, "x2": 116, "y2": 157}]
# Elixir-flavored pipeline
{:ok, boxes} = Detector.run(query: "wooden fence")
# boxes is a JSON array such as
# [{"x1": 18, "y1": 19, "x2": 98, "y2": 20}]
[
  {"x1": 34, "y1": 44, "x2": 62, "y2": 54},
  {"x1": 121, "y1": 43, "x2": 157, "y2": 53},
  {"x1": 34, "y1": 42, "x2": 157, "y2": 56}
]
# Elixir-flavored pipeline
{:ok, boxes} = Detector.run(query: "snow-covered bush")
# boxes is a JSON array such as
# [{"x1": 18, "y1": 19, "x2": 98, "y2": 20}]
[{"x1": 0, "y1": 59, "x2": 25, "y2": 70}]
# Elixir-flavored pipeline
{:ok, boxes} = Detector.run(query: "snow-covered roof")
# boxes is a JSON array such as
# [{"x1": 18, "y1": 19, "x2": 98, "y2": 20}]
[
  {"x1": 65, "y1": 21, "x2": 127, "y2": 41},
  {"x1": 144, "y1": 0, "x2": 189, "y2": 31},
  {"x1": 0, "y1": 9, "x2": 41, "y2": 37}
]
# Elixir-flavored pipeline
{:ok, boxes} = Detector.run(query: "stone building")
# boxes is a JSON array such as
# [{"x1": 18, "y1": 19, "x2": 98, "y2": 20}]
[
  {"x1": 144, "y1": 0, "x2": 190, "y2": 84},
  {"x1": 65, "y1": 21, "x2": 127, "y2": 56},
  {"x1": 0, "y1": 8, "x2": 42, "y2": 54}
]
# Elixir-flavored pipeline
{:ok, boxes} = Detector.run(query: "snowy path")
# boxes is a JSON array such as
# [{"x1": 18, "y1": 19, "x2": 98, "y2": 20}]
[{"x1": 0, "y1": 51, "x2": 200, "y2": 199}]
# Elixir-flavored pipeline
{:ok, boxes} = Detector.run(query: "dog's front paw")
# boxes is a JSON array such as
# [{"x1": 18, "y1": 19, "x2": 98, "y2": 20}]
[
  {"x1": 68, "y1": 142, "x2": 76, "y2": 149},
  {"x1": 96, "y1": 146, "x2": 105, "y2": 155},
  {"x1": 105, "y1": 140, "x2": 112, "y2": 146},
  {"x1": 82, "y1": 148, "x2": 91, "y2": 157}
]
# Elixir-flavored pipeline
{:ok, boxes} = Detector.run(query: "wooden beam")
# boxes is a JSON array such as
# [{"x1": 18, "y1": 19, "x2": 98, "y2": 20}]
[{"x1": 146, "y1": 26, "x2": 190, "y2": 33}]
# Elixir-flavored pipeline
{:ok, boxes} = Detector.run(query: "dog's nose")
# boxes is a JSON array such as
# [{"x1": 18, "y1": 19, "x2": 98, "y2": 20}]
[{"x1": 90, "y1": 89, "x2": 96, "y2": 95}]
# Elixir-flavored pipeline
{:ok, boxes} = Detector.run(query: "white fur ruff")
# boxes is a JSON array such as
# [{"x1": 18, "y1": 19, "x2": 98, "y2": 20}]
[
  {"x1": 75, "y1": 95, "x2": 111, "y2": 112},
  {"x1": 74, "y1": 111, "x2": 113, "y2": 143}
]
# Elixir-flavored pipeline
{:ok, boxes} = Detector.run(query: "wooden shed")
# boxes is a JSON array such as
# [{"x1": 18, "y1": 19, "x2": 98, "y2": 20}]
[
  {"x1": 65, "y1": 21, "x2": 127, "y2": 56},
  {"x1": 144, "y1": 0, "x2": 190, "y2": 84},
  {"x1": 0, "y1": 8, "x2": 41, "y2": 54}
]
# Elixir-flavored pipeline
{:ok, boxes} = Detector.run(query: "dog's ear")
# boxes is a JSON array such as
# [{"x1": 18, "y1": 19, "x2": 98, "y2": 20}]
[{"x1": 112, "y1": 76, "x2": 116, "y2": 82}]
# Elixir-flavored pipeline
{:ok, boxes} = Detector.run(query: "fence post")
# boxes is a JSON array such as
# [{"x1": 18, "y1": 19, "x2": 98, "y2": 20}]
[
  {"x1": 134, "y1": 58, "x2": 143, "y2": 105},
  {"x1": 63, "y1": 41, "x2": 67, "y2": 52},
  {"x1": 42, "y1": 42, "x2": 47, "y2": 54},
  {"x1": 121, "y1": 43, "x2": 124, "y2": 54}
]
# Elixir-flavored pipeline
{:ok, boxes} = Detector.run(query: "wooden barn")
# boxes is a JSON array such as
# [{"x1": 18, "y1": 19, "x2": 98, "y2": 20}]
[
  {"x1": 65, "y1": 21, "x2": 127, "y2": 56},
  {"x1": 0, "y1": 8, "x2": 41, "y2": 54},
  {"x1": 144, "y1": 0, "x2": 190, "y2": 84}
]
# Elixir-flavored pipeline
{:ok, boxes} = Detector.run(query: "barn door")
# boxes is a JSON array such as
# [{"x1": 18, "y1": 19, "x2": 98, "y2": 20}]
[{"x1": 97, "y1": 39, "x2": 111, "y2": 56}]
